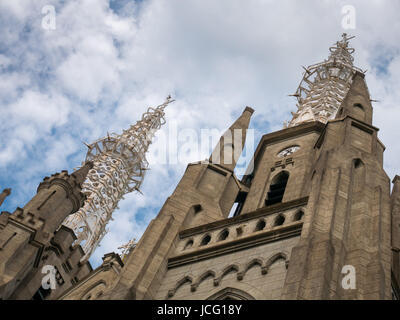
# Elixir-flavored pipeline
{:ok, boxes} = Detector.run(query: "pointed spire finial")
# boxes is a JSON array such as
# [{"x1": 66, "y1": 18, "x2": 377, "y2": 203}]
[
  {"x1": 342, "y1": 32, "x2": 355, "y2": 43},
  {"x1": 209, "y1": 106, "x2": 254, "y2": 171},
  {"x1": 71, "y1": 161, "x2": 94, "y2": 185},
  {"x1": 157, "y1": 95, "x2": 175, "y2": 111}
]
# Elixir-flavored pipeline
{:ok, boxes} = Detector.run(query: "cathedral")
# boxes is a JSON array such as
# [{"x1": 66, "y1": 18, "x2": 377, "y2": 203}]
[{"x1": 1, "y1": 34, "x2": 399, "y2": 300}]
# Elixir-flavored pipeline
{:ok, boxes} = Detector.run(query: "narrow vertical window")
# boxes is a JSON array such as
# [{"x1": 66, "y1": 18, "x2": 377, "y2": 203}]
[{"x1": 265, "y1": 171, "x2": 289, "y2": 206}]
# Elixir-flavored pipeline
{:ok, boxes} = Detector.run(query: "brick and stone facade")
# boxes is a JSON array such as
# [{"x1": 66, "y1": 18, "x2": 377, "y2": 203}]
[{"x1": 59, "y1": 71, "x2": 399, "y2": 300}]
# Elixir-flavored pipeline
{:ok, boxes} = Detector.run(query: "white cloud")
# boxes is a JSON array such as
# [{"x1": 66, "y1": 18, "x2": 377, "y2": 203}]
[{"x1": 10, "y1": 91, "x2": 70, "y2": 129}]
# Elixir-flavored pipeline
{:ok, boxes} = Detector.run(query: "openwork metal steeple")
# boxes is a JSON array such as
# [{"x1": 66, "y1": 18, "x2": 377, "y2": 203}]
[
  {"x1": 63, "y1": 96, "x2": 174, "y2": 261},
  {"x1": 287, "y1": 33, "x2": 363, "y2": 127},
  {"x1": 118, "y1": 238, "x2": 137, "y2": 262}
]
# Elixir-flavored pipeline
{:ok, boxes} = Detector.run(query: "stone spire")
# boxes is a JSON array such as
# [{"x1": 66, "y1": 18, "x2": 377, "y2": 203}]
[
  {"x1": 63, "y1": 96, "x2": 174, "y2": 262},
  {"x1": 0, "y1": 162, "x2": 93, "y2": 300},
  {"x1": 71, "y1": 161, "x2": 95, "y2": 185},
  {"x1": 287, "y1": 33, "x2": 364, "y2": 127},
  {"x1": 0, "y1": 188, "x2": 11, "y2": 208},
  {"x1": 209, "y1": 106, "x2": 254, "y2": 172},
  {"x1": 19, "y1": 161, "x2": 94, "y2": 235}
]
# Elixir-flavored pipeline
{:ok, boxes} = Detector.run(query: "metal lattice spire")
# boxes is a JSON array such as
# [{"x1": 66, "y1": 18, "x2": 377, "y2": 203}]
[
  {"x1": 118, "y1": 238, "x2": 137, "y2": 262},
  {"x1": 287, "y1": 33, "x2": 364, "y2": 127},
  {"x1": 63, "y1": 96, "x2": 174, "y2": 261}
]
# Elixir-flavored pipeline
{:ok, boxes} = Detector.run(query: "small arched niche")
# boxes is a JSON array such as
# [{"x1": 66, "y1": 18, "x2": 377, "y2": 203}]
[
  {"x1": 274, "y1": 214, "x2": 285, "y2": 227},
  {"x1": 200, "y1": 234, "x2": 211, "y2": 246},
  {"x1": 293, "y1": 210, "x2": 304, "y2": 221},
  {"x1": 193, "y1": 204, "x2": 202, "y2": 214},
  {"x1": 354, "y1": 158, "x2": 364, "y2": 169},
  {"x1": 218, "y1": 229, "x2": 229, "y2": 241},
  {"x1": 254, "y1": 219, "x2": 266, "y2": 232}
]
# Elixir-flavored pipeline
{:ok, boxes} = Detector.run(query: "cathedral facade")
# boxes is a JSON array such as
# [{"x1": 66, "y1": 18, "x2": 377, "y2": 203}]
[{"x1": 1, "y1": 35, "x2": 399, "y2": 300}]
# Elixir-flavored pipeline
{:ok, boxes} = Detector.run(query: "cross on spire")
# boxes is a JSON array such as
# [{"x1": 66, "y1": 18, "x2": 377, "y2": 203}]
[{"x1": 328, "y1": 33, "x2": 356, "y2": 65}]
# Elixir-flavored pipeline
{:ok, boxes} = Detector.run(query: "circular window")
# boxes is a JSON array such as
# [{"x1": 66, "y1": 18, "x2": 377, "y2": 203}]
[{"x1": 277, "y1": 146, "x2": 300, "y2": 158}]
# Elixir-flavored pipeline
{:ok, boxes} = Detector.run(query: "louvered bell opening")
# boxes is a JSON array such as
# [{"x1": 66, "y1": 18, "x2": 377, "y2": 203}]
[
  {"x1": 265, "y1": 172, "x2": 289, "y2": 206},
  {"x1": 265, "y1": 193, "x2": 284, "y2": 206}
]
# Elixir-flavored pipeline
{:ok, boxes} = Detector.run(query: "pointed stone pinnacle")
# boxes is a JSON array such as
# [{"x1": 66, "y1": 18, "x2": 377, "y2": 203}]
[
  {"x1": 244, "y1": 106, "x2": 254, "y2": 114},
  {"x1": 71, "y1": 161, "x2": 94, "y2": 185},
  {"x1": 0, "y1": 188, "x2": 11, "y2": 207}
]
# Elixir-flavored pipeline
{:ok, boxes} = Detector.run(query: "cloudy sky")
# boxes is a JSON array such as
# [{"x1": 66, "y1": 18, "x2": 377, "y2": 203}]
[{"x1": 0, "y1": 0, "x2": 399, "y2": 267}]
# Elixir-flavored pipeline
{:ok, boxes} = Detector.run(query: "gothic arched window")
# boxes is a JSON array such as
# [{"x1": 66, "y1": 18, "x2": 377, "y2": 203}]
[{"x1": 265, "y1": 171, "x2": 289, "y2": 206}]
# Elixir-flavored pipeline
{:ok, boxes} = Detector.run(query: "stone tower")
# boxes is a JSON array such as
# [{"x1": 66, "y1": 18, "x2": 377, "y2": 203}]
[
  {"x1": 56, "y1": 35, "x2": 398, "y2": 300},
  {"x1": 0, "y1": 162, "x2": 93, "y2": 300}
]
